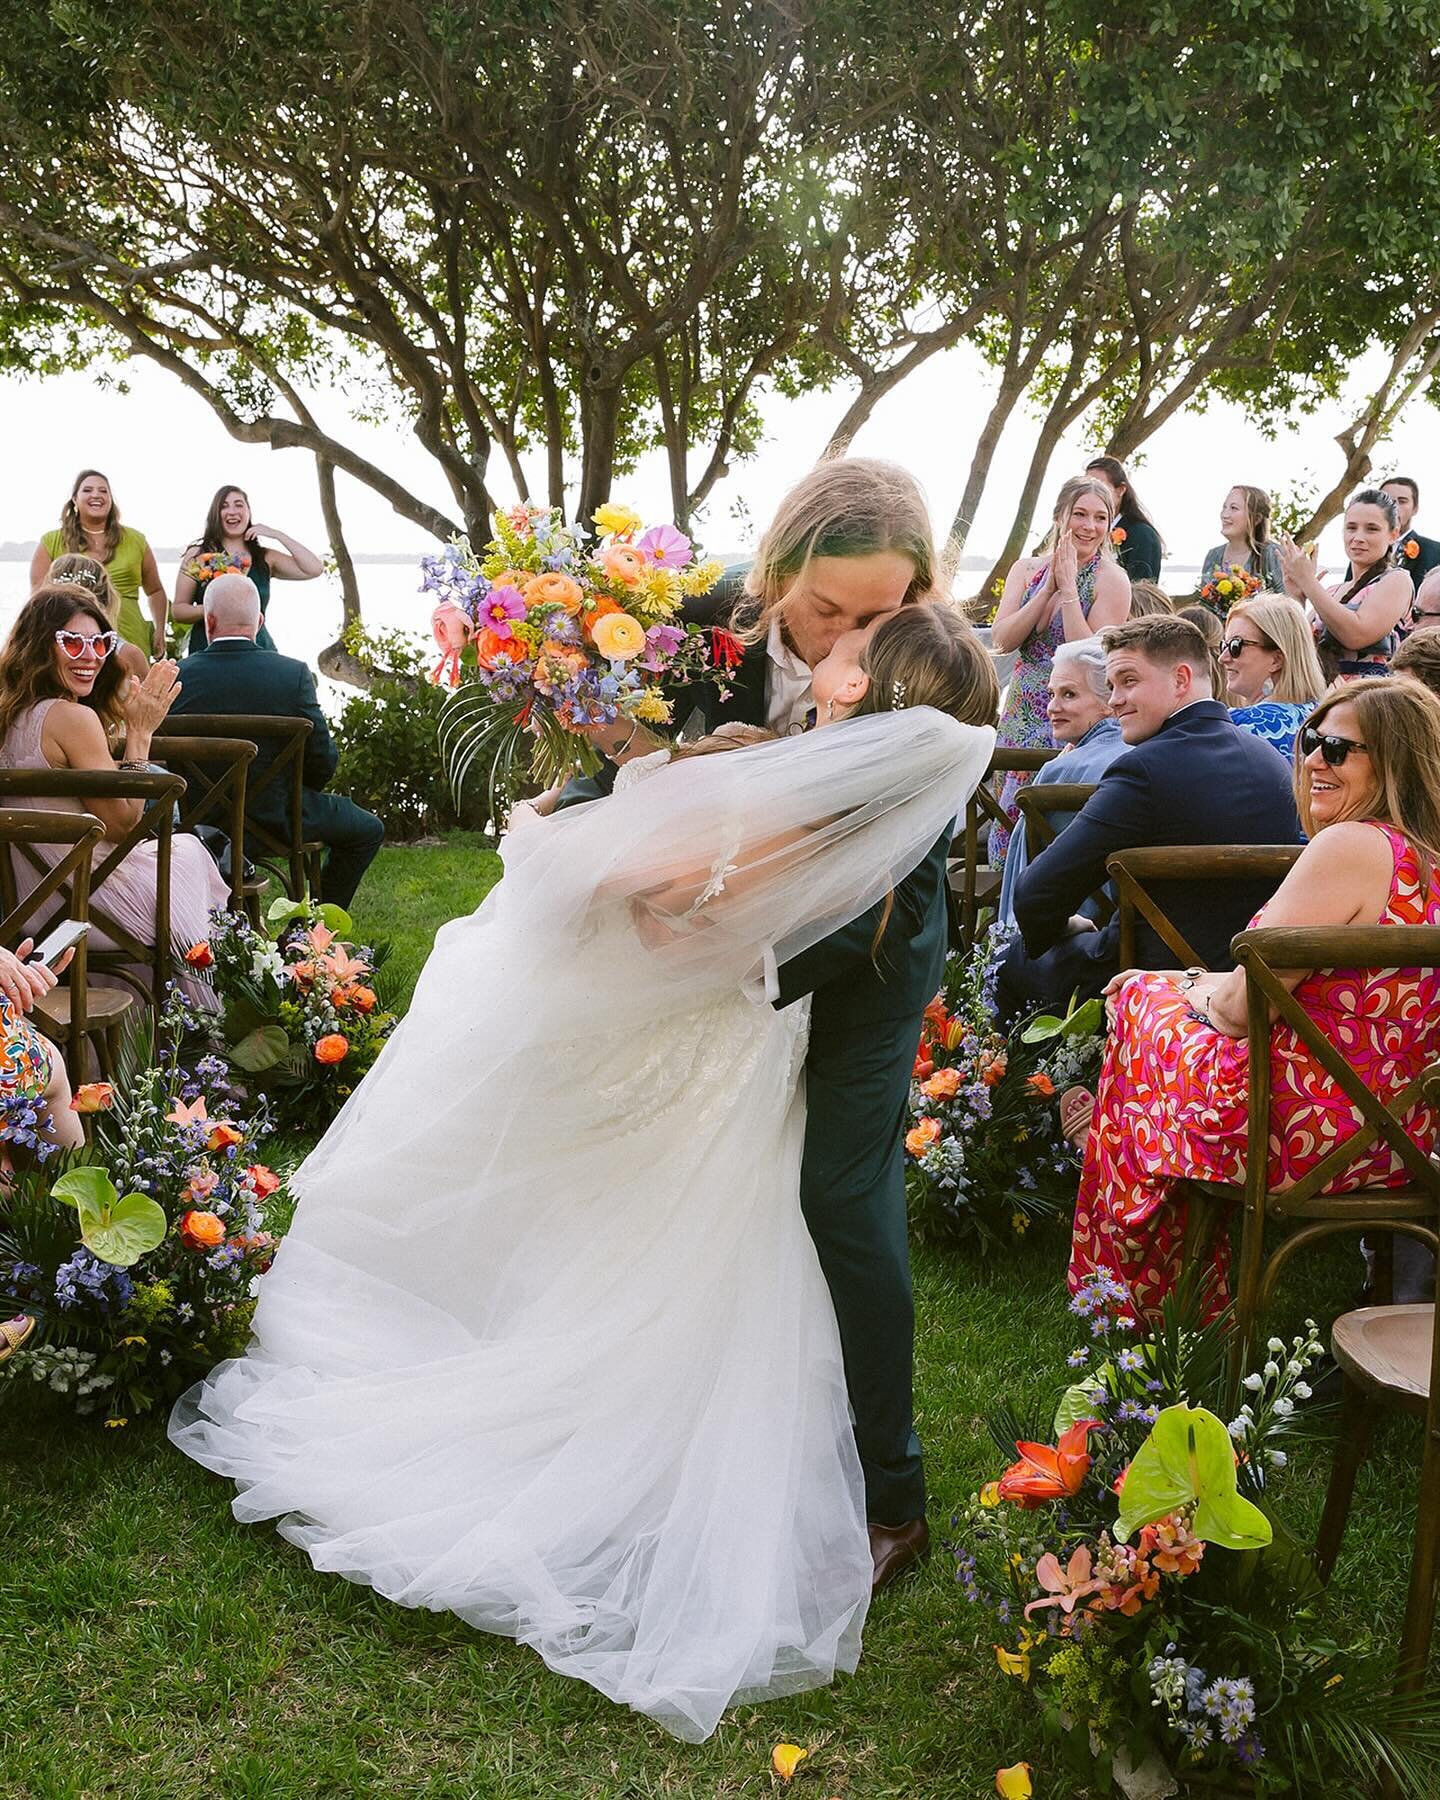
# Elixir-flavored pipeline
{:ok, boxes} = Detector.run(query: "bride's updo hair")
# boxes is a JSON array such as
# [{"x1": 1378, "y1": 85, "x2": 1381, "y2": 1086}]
[{"x1": 851, "y1": 601, "x2": 999, "y2": 727}]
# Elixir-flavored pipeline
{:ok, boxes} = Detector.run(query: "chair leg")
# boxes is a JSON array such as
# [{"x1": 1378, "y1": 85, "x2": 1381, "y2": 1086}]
[
  {"x1": 1396, "y1": 1419, "x2": 1440, "y2": 1694},
  {"x1": 1314, "y1": 1375, "x2": 1376, "y2": 1583},
  {"x1": 1372, "y1": 1232, "x2": 1396, "y2": 1307}
]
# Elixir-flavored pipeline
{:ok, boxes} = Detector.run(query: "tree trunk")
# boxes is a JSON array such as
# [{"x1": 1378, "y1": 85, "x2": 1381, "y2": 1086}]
[
  {"x1": 945, "y1": 362, "x2": 1029, "y2": 555},
  {"x1": 313, "y1": 455, "x2": 375, "y2": 692},
  {"x1": 577, "y1": 379, "x2": 623, "y2": 524}
]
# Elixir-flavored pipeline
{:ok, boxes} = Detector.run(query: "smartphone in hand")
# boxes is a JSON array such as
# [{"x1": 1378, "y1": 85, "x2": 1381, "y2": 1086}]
[{"x1": 24, "y1": 919, "x2": 89, "y2": 967}]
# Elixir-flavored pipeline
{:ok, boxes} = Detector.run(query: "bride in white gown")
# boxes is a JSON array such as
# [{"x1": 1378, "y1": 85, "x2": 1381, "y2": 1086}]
[{"x1": 170, "y1": 695, "x2": 994, "y2": 1741}]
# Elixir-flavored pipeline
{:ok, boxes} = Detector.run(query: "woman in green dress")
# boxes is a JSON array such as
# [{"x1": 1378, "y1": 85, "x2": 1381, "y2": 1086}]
[
  {"x1": 30, "y1": 469, "x2": 168, "y2": 659},
  {"x1": 171, "y1": 485, "x2": 324, "y2": 656}
]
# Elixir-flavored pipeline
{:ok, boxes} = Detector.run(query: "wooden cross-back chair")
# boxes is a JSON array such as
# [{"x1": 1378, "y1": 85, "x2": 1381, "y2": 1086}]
[
  {"x1": 950, "y1": 747, "x2": 1061, "y2": 953},
  {"x1": 0, "y1": 769, "x2": 183, "y2": 1013},
  {"x1": 0, "y1": 807, "x2": 129, "y2": 1085},
  {"x1": 163, "y1": 715, "x2": 323, "y2": 920},
  {"x1": 150, "y1": 733, "x2": 257, "y2": 913},
  {"x1": 1012, "y1": 781, "x2": 1114, "y2": 927},
  {"x1": 1107, "y1": 844, "x2": 1305, "y2": 972}
]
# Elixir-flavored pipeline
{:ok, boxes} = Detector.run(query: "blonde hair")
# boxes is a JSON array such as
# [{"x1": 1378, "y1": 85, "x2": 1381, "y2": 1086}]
[
  {"x1": 1129, "y1": 580, "x2": 1174, "y2": 617},
  {"x1": 46, "y1": 553, "x2": 121, "y2": 627},
  {"x1": 1228, "y1": 485, "x2": 1274, "y2": 568},
  {"x1": 668, "y1": 723, "x2": 777, "y2": 763},
  {"x1": 1041, "y1": 477, "x2": 1115, "y2": 556},
  {"x1": 850, "y1": 601, "x2": 999, "y2": 727},
  {"x1": 1299, "y1": 678, "x2": 1440, "y2": 878},
  {"x1": 1226, "y1": 596, "x2": 1326, "y2": 705},
  {"x1": 1177, "y1": 604, "x2": 1226, "y2": 693},
  {"x1": 740, "y1": 457, "x2": 938, "y2": 644}
]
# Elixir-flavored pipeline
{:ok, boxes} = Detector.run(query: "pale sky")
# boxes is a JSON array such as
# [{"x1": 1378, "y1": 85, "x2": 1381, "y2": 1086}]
[{"x1": 4, "y1": 340, "x2": 1439, "y2": 587}]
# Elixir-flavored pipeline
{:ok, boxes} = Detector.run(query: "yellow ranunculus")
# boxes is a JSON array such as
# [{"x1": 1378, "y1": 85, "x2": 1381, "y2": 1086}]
[
  {"x1": 994, "y1": 1645, "x2": 1030, "y2": 1682},
  {"x1": 771, "y1": 1743, "x2": 810, "y2": 1780},
  {"x1": 591, "y1": 501, "x2": 642, "y2": 538},
  {"x1": 995, "y1": 1762, "x2": 1033, "y2": 1798},
  {"x1": 591, "y1": 611, "x2": 647, "y2": 660}
]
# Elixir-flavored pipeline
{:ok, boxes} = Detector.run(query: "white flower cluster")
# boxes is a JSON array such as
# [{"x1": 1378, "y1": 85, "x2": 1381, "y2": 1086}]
[
  {"x1": 2, "y1": 1342, "x2": 111, "y2": 1402},
  {"x1": 1226, "y1": 1321, "x2": 1324, "y2": 1476}
]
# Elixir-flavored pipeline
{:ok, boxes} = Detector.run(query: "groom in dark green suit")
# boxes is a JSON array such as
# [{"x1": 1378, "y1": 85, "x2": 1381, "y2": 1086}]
[{"x1": 171, "y1": 574, "x2": 384, "y2": 908}]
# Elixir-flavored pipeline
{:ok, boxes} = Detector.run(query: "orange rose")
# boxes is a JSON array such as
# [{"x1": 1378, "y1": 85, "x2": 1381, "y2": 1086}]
[
  {"x1": 1111, "y1": 526, "x2": 1127, "y2": 545},
  {"x1": 207, "y1": 1122, "x2": 244, "y2": 1152},
  {"x1": 981, "y1": 1052, "x2": 1008, "y2": 1086},
  {"x1": 526, "y1": 571, "x2": 585, "y2": 612},
  {"x1": 246, "y1": 1164, "x2": 282, "y2": 1197},
  {"x1": 489, "y1": 566, "x2": 532, "y2": 592},
  {"x1": 597, "y1": 544, "x2": 646, "y2": 588},
  {"x1": 348, "y1": 986, "x2": 377, "y2": 1013},
  {"x1": 315, "y1": 1033, "x2": 349, "y2": 1064},
  {"x1": 184, "y1": 941, "x2": 214, "y2": 969},
  {"x1": 920, "y1": 1067, "x2": 961, "y2": 1101},
  {"x1": 179, "y1": 1209, "x2": 225, "y2": 1251},
  {"x1": 1026, "y1": 1071, "x2": 1056, "y2": 1098},
  {"x1": 1405, "y1": 538, "x2": 1420, "y2": 559},
  {"x1": 69, "y1": 1082, "x2": 114, "y2": 1113},
  {"x1": 905, "y1": 1117, "x2": 943, "y2": 1158}
]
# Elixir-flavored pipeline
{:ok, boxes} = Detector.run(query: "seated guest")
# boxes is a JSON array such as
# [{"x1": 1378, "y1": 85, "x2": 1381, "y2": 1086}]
[
  {"x1": 1064, "y1": 678, "x2": 1440, "y2": 1317},
  {"x1": 0, "y1": 585, "x2": 228, "y2": 998},
  {"x1": 996, "y1": 639, "x2": 1126, "y2": 926},
  {"x1": 1177, "y1": 604, "x2": 1226, "y2": 693},
  {"x1": 998, "y1": 616, "x2": 1302, "y2": 1013},
  {"x1": 171, "y1": 575, "x2": 383, "y2": 908},
  {"x1": 1220, "y1": 595, "x2": 1326, "y2": 759},
  {"x1": 1127, "y1": 580, "x2": 1174, "y2": 617},
  {"x1": 45, "y1": 555, "x2": 149, "y2": 682},
  {"x1": 1392, "y1": 623, "x2": 1440, "y2": 699}
]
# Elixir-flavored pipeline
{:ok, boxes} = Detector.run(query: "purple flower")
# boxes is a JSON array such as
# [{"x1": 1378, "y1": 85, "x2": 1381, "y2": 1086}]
[
  {"x1": 476, "y1": 585, "x2": 527, "y2": 636},
  {"x1": 639, "y1": 622, "x2": 687, "y2": 671},
  {"x1": 636, "y1": 524, "x2": 692, "y2": 569}
]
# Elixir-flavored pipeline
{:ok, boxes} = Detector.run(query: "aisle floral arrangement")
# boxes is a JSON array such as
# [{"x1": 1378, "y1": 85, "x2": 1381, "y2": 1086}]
[
  {"x1": 959, "y1": 1280, "x2": 1440, "y2": 1795},
  {"x1": 1197, "y1": 562, "x2": 1263, "y2": 617},
  {"x1": 185, "y1": 899, "x2": 397, "y2": 1131},
  {"x1": 419, "y1": 501, "x2": 726, "y2": 797},
  {"x1": 905, "y1": 938, "x2": 1104, "y2": 1250},
  {"x1": 0, "y1": 995, "x2": 279, "y2": 1426}
]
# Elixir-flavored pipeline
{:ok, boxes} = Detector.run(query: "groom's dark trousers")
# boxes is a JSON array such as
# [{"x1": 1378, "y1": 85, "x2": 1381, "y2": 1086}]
[{"x1": 774, "y1": 831, "x2": 950, "y2": 1527}]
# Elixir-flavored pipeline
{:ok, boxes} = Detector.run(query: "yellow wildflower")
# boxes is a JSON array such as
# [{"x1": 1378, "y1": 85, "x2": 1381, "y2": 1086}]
[
  {"x1": 103, "y1": 1417, "x2": 129, "y2": 1429},
  {"x1": 994, "y1": 1645, "x2": 1030, "y2": 1682},
  {"x1": 630, "y1": 689, "x2": 673, "y2": 725},
  {"x1": 591, "y1": 501, "x2": 642, "y2": 538},
  {"x1": 1011, "y1": 1211, "x2": 1030, "y2": 1235}
]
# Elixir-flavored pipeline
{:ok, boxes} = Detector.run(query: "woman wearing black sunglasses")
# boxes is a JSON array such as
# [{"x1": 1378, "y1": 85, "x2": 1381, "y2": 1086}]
[
  {"x1": 0, "y1": 585, "x2": 228, "y2": 1003},
  {"x1": 1062, "y1": 676, "x2": 1440, "y2": 1319},
  {"x1": 1220, "y1": 595, "x2": 1327, "y2": 760}
]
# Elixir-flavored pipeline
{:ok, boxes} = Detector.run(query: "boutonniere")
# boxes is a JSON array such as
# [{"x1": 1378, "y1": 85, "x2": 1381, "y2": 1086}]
[
  {"x1": 1110, "y1": 526, "x2": 1127, "y2": 546},
  {"x1": 1404, "y1": 537, "x2": 1420, "y2": 559}
]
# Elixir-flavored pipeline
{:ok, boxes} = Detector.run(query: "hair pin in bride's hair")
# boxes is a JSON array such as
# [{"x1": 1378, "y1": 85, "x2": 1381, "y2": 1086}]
[{"x1": 891, "y1": 678, "x2": 907, "y2": 710}]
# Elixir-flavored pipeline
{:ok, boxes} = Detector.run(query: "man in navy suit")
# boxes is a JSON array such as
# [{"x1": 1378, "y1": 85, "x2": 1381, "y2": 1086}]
[{"x1": 999, "y1": 615, "x2": 1303, "y2": 1012}]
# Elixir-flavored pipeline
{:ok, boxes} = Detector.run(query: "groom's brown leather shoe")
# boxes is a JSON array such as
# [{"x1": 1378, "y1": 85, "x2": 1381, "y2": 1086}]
[{"x1": 869, "y1": 1517, "x2": 930, "y2": 1594}]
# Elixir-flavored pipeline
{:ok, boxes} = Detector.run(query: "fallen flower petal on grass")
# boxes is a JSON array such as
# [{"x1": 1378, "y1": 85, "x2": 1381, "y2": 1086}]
[
  {"x1": 996, "y1": 1762, "x2": 1033, "y2": 1798},
  {"x1": 771, "y1": 1743, "x2": 809, "y2": 1780}
]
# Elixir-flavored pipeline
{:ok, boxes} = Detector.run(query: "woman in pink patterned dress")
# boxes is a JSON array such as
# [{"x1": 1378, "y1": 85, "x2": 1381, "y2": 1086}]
[{"x1": 1063, "y1": 677, "x2": 1440, "y2": 1316}]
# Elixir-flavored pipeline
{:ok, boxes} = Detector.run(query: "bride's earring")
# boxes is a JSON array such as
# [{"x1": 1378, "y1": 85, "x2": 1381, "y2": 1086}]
[{"x1": 825, "y1": 698, "x2": 835, "y2": 720}]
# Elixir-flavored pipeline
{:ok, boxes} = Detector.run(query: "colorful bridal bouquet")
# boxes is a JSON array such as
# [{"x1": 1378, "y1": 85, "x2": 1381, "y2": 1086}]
[
  {"x1": 1198, "y1": 562, "x2": 1263, "y2": 616},
  {"x1": 961, "y1": 1282, "x2": 1440, "y2": 1794},
  {"x1": 0, "y1": 995, "x2": 279, "y2": 1424},
  {"x1": 183, "y1": 549, "x2": 251, "y2": 585},
  {"x1": 184, "y1": 900, "x2": 396, "y2": 1130},
  {"x1": 905, "y1": 939, "x2": 1104, "y2": 1250},
  {"x1": 419, "y1": 502, "x2": 726, "y2": 795}
]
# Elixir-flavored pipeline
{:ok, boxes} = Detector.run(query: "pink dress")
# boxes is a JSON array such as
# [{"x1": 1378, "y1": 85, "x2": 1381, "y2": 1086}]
[
  {"x1": 0, "y1": 699, "x2": 228, "y2": 1003},
  {"x1": 1070, "y1": 823, "x2": 1440, "y2": 1314}
]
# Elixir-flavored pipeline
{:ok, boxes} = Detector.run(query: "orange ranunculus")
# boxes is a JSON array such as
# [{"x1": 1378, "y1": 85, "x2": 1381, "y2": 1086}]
[
  {"x1": 905, "y1": 1117, "x2": 943, "y2": 1158},
  {"x1": 580, "y1": 596, "x2": 622, "y2": 641},
  {"x1": 184, "y1": 941, "x2": 214, "y2": 969},
  {"x1": 246, "y1": 1164, "x2": 282, "y2": 1197},
  {"x1": 1111, "y1": 526, "x2": 1127, "y2": 545},
  {"x1": 69, "y1": 1082, "x2": 115, "y2": 1113},
  {"x1": 921, "y1": 1067, "x2": 961, "y2": 1101},
  {"x1": 995, "y1": 1418, "x2": 1101, "y2": 1510},
  {"x1": 315, "y1": 1033, "x2": 349, "y2": 1064},
  {"x1": 475, "y1": 628, "x2": 518, "y2": 670},
  {"x1": 1027, "y1": 1071, "x2": 1055, "y2": 1098},
  {"x1": 526, "y1": 571, "x2": 585, "y2": 612},
  {"x1": 207, "y1": 1122, "x2": 244, "y2": 1152},
  {"x1": 590, "y1": 611, "x2": 646, "y2": 660},
  {"x1": 348, "y1": 986, "x2": 377, "y2": 1013},
  {"x1": 179, "y1": 1209, "x2": 226, "y2": 1250},
  {"x1": 597, "y1": 544, "x2": 646, "y2": 588},
  {"x1": 489, "y1": 566, "x2": 532, "y2": 592}
]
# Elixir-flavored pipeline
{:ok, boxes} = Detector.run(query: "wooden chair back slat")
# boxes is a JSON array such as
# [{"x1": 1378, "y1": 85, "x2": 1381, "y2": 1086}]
[
  {"x1": 954, "y1": 746, "x2": 1063, "y2": 952},
  {"x1": 166, "y1": 714, "x2": 315, "y2": 902},
  {"x1": 1108, "y1": 844, "x2": 1304, "y2": 972},
  {"x1": 0, "y1": 808, "x2": 104, "y2": 1086},
  {"x1": 150, "y1": 734, "x2": 256, "y2": 911}
]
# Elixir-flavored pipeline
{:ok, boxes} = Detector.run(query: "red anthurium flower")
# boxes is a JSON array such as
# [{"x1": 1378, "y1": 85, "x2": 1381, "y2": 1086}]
[{"x1": 996, "y1": 1418, "x2": 1101, "y2": 1509}]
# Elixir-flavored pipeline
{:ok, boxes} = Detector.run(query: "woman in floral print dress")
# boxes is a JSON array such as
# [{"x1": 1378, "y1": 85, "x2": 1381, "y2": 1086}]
[
  {"x1": 988, "y1": 476, "x2": 1131, "y2": 864},
  {"x1": 1063, "y1": 678, "x2": 1440, "y2": 1316}
]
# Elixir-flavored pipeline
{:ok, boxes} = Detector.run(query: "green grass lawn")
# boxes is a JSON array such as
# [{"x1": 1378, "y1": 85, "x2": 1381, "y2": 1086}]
[{"x1": 0, "y1": 841, "x2": 1430, "y2": 1798}]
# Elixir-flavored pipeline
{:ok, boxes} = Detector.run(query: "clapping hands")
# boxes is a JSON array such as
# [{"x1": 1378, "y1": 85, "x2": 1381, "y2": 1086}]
[{"x1": 121, "y1": 660, "x2": 180, "y2": 736}]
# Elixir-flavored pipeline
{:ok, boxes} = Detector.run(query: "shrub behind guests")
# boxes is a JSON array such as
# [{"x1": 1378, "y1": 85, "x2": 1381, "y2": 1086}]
[{"x1": 331, "y1": 627, "x2": 490, "y2": 839}]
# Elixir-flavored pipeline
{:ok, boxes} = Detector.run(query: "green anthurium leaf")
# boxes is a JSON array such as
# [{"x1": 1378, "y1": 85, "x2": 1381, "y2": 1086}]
[
  {"x1": 79, "y1": 1191, "x2": 168, "y2": 1268},
  {"x1": 1060, "y1": 997, "x2": 1103, "y2": 1038},
  {"x1": 1054, "y1": 1368, "x2": 1110, "y2": 1437},
  {"x1": 1020, "y1": 1012, "x2": 1066, "y2": 1043},
  {"x1": 316, "y1": 904, "x2": 353, "y2": 938},
  {"x1": 1115, "y1": 1403, "x2": 1273, "y2": 1551},
  {"x1": 51, "y1": 1166, "x2": 117, "y2": 1215},
  {"x1": 228, "y1": 1025, "x2": 291, "y2": 1072},
  {"x1": 265, "y1": 897, "x2": 308, "y2": 936}
]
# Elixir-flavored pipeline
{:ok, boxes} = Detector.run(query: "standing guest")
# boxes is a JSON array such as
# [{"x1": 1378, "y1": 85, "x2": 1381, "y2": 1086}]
[
  {"x1": 1085, "y1": 455, "x2": 1164, "y2": 582},
  {"x1": 1177, "y1": 604, "x2": 1227, "y2": 695},
  {"x1": 1201, "y1": 486, "x2": 1285, "y2": 592},
  {"x1": 171, "y1": 575, "x2": 383, "y2": 909},
  {"x1": 1280, "y1": 489, "x2": 1412, "y2": 679},
  {"x1": 997, "y1": 638, "x2": 1127, "y2": 927},
  {"x1": 987, "y1": 476, "x2": 1130, "y2": 863},
  {"x1": 44, "y1": 555, "x2": 149, "y2": 683},
  {"x1": 171, "y1": 486, "x2": 324, "y2": 657},
  {"x1": 0, "y1": 585, "x2": 228, "y2": 992},
  {"x1": 999, "y1": 615, "x2": 1302, "y2": 1013},
  {"x1": 30, "y1": 471, "x2": 169, "y2": 660},
  {"x1": 1220, "y1": 596, "x2": 1327, "y2": 760},
  {"x1": 1378, "y1": 477, "x2": 1440, "y2": 595},
  {"x1": 1127, "y1": 580, "x2": 1174, "y2": 617},
  {"x1": 1063, "y1": 679, "x2": 1440, "y2": 1317}
]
